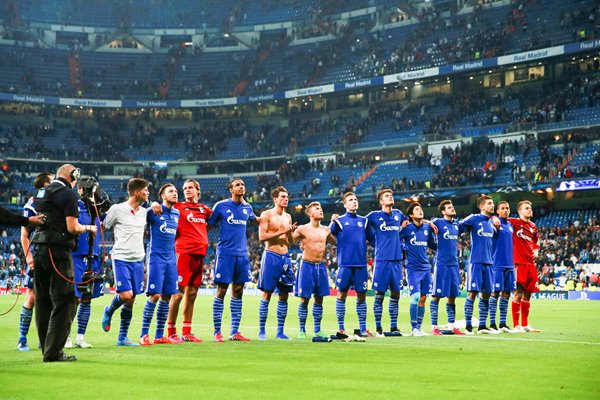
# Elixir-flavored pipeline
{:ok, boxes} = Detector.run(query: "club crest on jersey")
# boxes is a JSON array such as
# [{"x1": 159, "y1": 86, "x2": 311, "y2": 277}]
[
  {"x1": 357, "y1": 222, "x2": 363, "y2": 227},
  {"x1": 394, "y1": 215, "x2": 399, "y2": 221},
  {"x1": 243, "y1": 209, "x2": 248, "y2": 215}
]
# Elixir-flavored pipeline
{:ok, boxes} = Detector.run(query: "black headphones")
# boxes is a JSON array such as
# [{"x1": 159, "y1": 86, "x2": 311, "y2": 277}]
[{"x1": 70, "y1": 168, "x2": 81, "y2": 182}]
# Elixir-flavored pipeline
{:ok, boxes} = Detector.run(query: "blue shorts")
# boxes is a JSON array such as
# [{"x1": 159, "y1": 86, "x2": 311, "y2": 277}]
[
  {"x1": 214, "y1": 252, "x2": 252, "y2": 285},
  {"x1": 406, "y1": 268, "x2": 432, "y2": 296},
  {"x1": 294, "y1": 260, "x2": 330, "y2": 298},
  {"x1": 258, "y1": 250, "x2": 294, "y2": 293},
  {"x1": 372, "y1": 260, "x2": 403, "y2": 293},
  {"x1": 336, "y1": 266, "x2": 369, "y2": 293},
  {"x1": 146, "y1": 253, "x2": 178, "y2": 296},
  {"x1": 466, "y1": 262, "x2": 493, "y2": 293},
  {"x1": 113, "y1": 259, "x2": 144, "y2": 295},
  {"x1": 25, "y1": 267, "x2": 34, "y2": 290},
  {"x1": 492, "y1": 267, "x2": 516, "y2": 292},
  {"x1": 73, "y1": 256, "x2": 104, "y2": 298},
  {"x1": 432, "y1": 265, "x2": 461, "y2": 298}
]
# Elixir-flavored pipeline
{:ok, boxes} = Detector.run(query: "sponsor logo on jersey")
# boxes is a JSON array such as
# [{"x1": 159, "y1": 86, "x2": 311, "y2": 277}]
[
  {"x1": 159, "y1": 221, "x2": 177, "y2": 235},
  {"x1": 443, "y1": 229, "x2": 458, "y2": 240},
  {"x1": 187, "y1": 212, "x2": 206, "y2": 224},
  {"x1": 379, "y1": 221, "x2": 399, "y2": 231},
  {"x1": 516, "y1": 228, "x2": 532, "y2": 241},
  {"x1": 226, "y1": 213, "x2": 247, "y2": 225},
  {"x1": 477, "y1": 226, "x2": 494, "y2": 237}
]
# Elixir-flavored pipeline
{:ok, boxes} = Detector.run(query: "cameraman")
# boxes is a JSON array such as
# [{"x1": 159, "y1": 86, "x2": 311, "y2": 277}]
[{"x1": 32, "y1": 164, "x2": 97, "y2": 362}]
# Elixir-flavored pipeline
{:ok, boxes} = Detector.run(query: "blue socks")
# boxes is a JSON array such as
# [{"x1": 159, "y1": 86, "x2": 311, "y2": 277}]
[
  {"x1": 499, "y1": 296, "x2": 509, "y2": 326},
  {"x1": 106, "y1": 295, "x2": 124, "y2": 316},
  {"x1": 313, "y1": 303, "x2": 323, "y2": 333},
  {"x1": 76, "y1": 302, "x2": 91, "y2": 335},
  {"x1": 19, "y1": 306, "x2": 33, "y2": 339},
  {"x1": 489, "y1": 296, "x2": 498, "y2": 326},
  {"x1": 336, "y1": 298, "x2": 346, "y2": 331},
  {"x1": 373, "y1": 294, "x2": 384, "y2": 330},
  {"x1": 409, "y1": 303, "x2": 418, "y2": 329},
  {"x1": 258, "y1": 299, "x2": 269, "y2": 335},
  {"x1": 230, "y1": 297, "x2": 242, "y2": 336},
  {"x1": 298, "y1": 302, "x2": 308, "y2": 333},
  {"x1": 276, "y1": 300, "x2": 287, "y2": 336},
  {"x1": 430, "y1": 300, "x2": 439, "y2": 326},
  {"x1": 118, "y1": 305, "x2": 133, "y2": 341},
  {"x1": 155, "y1": 299, "x2": 169, "y2": 339},
  {"x1": 356, "y1": 300, "x2": 367, "y2": 332},
  {"x1": 141, "y1": 300, "x2": 156, "y2": 337},
  {"x1": 478, "y1": 297, "x2": 489, "y2": 327},
  {"x1": 417, "y1": 306, "x2": 425, "y2": 329},
  {"x1": 446, "y1": 302, "x2": 456, "y2": 324},
  {"x1": 389, "y1": 297, "x2": 399, "y2": 329},
  {"x1": 213, "y1": 297, "x2": 224, "y2": 335},
  {"x1": 464, "y1": 297, "x2": 474, "y2": 327}
]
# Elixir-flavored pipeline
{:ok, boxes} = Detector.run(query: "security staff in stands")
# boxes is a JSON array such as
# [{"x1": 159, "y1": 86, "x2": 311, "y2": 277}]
[{"x1": 31, "y1": 164, "x2": 97, "y2": 362}]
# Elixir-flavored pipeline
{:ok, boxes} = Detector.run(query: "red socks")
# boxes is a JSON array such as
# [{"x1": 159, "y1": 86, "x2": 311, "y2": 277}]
[
  {"x1": 182, "y1": 321, "x2": 192, "y2": 336},
  {"x1": 512, "y1": 300, "x2": 521, "y2": 327},
  {"x1": 168, "y1": 323, "x2": 176, "y2": 337},
  {"x1": 521, "y1": 299, "x2": 531, "y2": 327}
]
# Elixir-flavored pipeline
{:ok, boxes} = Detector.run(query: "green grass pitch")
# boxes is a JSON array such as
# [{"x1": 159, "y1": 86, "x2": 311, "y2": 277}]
[{"x1": 1, "y1": 294, "x2": 598, "y2": 400}]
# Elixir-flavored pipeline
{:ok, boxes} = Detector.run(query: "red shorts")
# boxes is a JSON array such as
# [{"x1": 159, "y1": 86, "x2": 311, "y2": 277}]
[
  {"x1": 177, "y1": 253, "x2": 205, "y2": 289},
  {"x1": 515, "y1": 263, "x2": 539, "y2": 293}
]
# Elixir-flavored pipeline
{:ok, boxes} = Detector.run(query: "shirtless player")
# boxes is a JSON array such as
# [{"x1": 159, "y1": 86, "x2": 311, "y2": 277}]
[
  {"x1": 292, "y1": 202, "x2": 336, "y2": 339},
  {"x1": 257, "y1": 187, "x2": 297, "y2": 340}
]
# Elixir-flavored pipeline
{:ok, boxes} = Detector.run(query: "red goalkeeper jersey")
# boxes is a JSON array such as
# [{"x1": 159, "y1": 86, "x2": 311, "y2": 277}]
[
  {"x1": 508, "y1": 217, "x2": 539, "y2": 265},
  {"x1": 174, "y1": 201, "x2": 212, "y2": 255}
]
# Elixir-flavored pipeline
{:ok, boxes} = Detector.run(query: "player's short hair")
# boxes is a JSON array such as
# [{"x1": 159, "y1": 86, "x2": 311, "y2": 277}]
[
  {"x1": 127, "y1": 178, "x2": 149, "y2": 195},
  {"x1": 271, "y1": 186, "x2": 289, "y2": 199},
  {"x1": 406, "y1": 202, "x2": 422, "y2": 217},
  {"x1": 438, "y1": 199, "x2": 453, "y2": 215},
  {"x1": 496, "y1": 200, "x2": 509, "y2": 212},
  {"x1": 377, "y1": 188, "x2": 393, "y2": 203},
  {"x1": 228, "y1": 177, "x2": 243, "y2": 189},
  {"x1": 33, "y1": 172, "x2": 53, "y2": 189},
  {"x1": 477, "y1": 195, "x2": 493, "y2": 208},
  {"x1": 305, "y1": 201, "x2": 321, "y2": 215},
  {"x1": 342, "y1": 192, "x2": 356, "y2": 203},
  {"x1": 183, "y1": 179, "x2": 200, "y2": 191},
  {"x1": 517, "y1": 200, "x2": 532, "y2": 211},
  {"x1": 159, "y1": 183, "x2": 175, "y2": 197}
]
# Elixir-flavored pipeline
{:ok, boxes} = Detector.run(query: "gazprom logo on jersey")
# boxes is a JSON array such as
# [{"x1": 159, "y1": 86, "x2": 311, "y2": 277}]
[
  {"x1": 476, "y1": 227, "x2": 494, "y2": 237},
  {"x1": 443, "y1": 230, "x2": 458, "y2": 240},
  {"x1": 379, "y1": 222, "x2": 399, "y2": 232},
  {"x1": 186, "y1": 213, "x2": 206, "y2": 224},
  {"x1": 516, "y1": 228, "x2": 532, "y2": 241},
  {"x1": 226, "y1": 214, "x2": 247, "y2": 225},
  {"x1": 159, "y1": 221, "x2": 177, "y2": 235},
  {"x1": 409, "y1": 236, "x2": 428, "y2": 246}
]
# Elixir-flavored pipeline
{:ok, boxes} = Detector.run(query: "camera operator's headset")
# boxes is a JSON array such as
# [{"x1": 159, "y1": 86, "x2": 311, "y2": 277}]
[{"x1": 47, "y1": 168, "x2": 109, "y2": 291}]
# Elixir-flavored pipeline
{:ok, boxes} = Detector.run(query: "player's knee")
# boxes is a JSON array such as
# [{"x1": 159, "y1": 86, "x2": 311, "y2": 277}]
[
  {"x1": 337, "y1": 292, "x2": 347, "y2": 301},
  {"x1": 410, "y1": 292, "x2": 420, "y2": 305},
  {"x1": 375, "y1": 292, "x2": 385, "y2": 302},
  {"x1": 120, "y1": 291, "x2": 135, "y2": 302}
]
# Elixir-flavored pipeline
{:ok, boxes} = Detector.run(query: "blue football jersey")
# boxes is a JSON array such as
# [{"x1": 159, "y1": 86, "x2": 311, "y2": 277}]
[
  {"x1": 208, "y1": 199, "x2": 256, "y2": 256},
  {"x1": 459, "y1": 213, "x2": 496, "y2": 265},
  {"x1": 146, "y1": 205, "x2": 179, "y2": 256},
  {"x1": 432, "y1": 218, "x2": 462, "y2": 268},
  {"x1": 399, "y1": 222, "x2": 434, "y2": 270},
  {"x1": 329, "y1": 212, "x2": 375, "y2": 268},
  {"x1": 366, "y1": 209, "x2": 408, "y2": 261},
  {"x1": 73, "y1": 200, "x2": 102, "y2": 257},
  {"x1": 493, "y1": 217, "x2": 514, "y2": 269}
]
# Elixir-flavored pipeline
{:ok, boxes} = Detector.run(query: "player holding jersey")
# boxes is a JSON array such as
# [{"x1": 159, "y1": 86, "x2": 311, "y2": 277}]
[
  {"x1": 398, "y1": 203, "x2": 436, "y2": 337},
  {"x1": 490, "y1": 201, "x2": 516, "y2": 333},
  {"x1": 209, "y1": 178, "x2": 258, "y2": 342},
  {"x1": 139, "y1": 184, "x2": 180, "y2": 345},
  {"x1": 509, "y1": 200, "x2": 541, "y2": 333},
  {"x1": 430, "y1": 200, "x2": 465, "y2": 336},
  {"x1": 329, "y1": 192, "x2": 375, "y2": 337},
  {"x1": 459, "y1": 195, "x2": 498, "y2": 335}
]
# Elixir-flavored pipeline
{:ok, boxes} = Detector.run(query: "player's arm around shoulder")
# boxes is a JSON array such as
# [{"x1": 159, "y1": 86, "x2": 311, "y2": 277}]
[{"x1": 325, "y1": 225, "x2": 336, "y2": 245}]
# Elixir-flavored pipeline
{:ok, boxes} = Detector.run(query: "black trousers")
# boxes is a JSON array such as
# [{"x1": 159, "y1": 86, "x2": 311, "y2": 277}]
[{"x1": 33, "y1": 246, "x2": 77, "y2": 362}]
